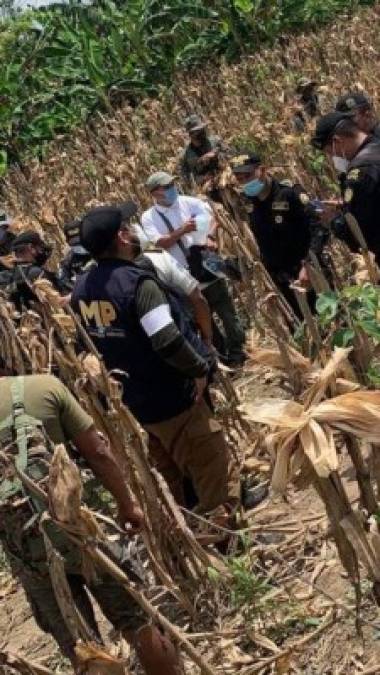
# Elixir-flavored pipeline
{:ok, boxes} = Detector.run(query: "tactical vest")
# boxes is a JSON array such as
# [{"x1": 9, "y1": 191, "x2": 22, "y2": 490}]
[
  {"x1": 349, "y1": 139, "x2": 380, "y2": 170},
  {"x1": 0, "y1": 263, "x2": 39, "y2": 309},
  {"x1": 0, "y1": 377, "x2": 51, "y2": 505},
  {"x1": 72, "y1": 260, "x2": 206, "y2": 425}
]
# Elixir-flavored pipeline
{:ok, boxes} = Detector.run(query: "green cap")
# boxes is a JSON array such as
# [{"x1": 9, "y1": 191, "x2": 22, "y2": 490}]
[
  {"x1": 185, "y1": 114, "x2": 207, "y2": 133},
  {"x1": 145, "y1": 171, "x2": 176, "y2": 192}
]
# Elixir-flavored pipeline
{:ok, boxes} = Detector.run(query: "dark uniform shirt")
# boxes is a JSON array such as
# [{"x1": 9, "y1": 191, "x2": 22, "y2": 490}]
[
  {"x1": 181, "y1": 135, "x2": 225, "y2": 184},
  {"x1": 71, "y1": 259, "x2": 208, "y2": 425},
  {"x1": 372, "y1": 124, "x2": 380, "y2": 140},
  {"x1": 0, "y1": 262, "x2": 63, "y2": 310},
  {"x1": 334, "y1": 137, "x2": 380, "y2": 261},
  {"x1": 247, "y1": 179, "x2": 326, "y2": 279}
]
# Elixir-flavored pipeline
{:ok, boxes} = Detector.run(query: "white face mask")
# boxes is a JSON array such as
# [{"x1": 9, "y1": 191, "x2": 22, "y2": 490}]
[{"x1": 332, "y1": 155, "x2": 349, "y2": 174}]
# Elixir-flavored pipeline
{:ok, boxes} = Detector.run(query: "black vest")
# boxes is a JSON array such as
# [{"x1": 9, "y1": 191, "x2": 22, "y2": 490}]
[
  {"x1": 349, "y1": 138, "x2": 380, "y2": 170},
  {"x1": 72, "y1": 260, "x2": 200, "y2": 425}
]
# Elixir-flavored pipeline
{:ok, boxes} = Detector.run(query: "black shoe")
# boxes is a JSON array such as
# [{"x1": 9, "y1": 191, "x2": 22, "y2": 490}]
[
  {"x1": 226, "y1": 351, "x2": 248, "y2": 368},
  {"x1": 241, "y1": 483, "x2": 269, "y2": 510}
]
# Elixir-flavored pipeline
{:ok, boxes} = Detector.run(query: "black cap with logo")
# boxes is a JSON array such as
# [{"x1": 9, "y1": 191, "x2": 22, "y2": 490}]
[
  {"x1": 12, "y1": 230, "x2": 46, "y2": 249},
  {"x1": 336, "y1": 92, "x2": 372, "y2": 113},
  {"x1": 311, "y1": 111, "x2": 355, "y2": 149},
  {"x1": 230, "y1": 152, "x2": 262, "y2": 174}
]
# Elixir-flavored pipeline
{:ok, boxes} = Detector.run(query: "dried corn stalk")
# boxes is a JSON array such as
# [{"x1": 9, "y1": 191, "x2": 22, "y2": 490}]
[
  {"x1": 43, "y1": 447, "x2": 216, "y2": 675},
  {"x1": 0, "y1": 284, "x2": 214, "y2": 608},
  {"x1": 243, "y1": 348, "x2": 380, "y2": 589},
  {"x1": 0, "y1": 650, "x2": 53, "y2": 675}
]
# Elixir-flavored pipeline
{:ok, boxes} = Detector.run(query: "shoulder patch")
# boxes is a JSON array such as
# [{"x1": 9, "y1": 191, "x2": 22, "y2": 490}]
[
  {"x1": 347, "y1": 168, "x2": 360, "y2": 181},
  {"x1": 299, "y1": 192, "x2": 310, "y2": 205},
  {"x1": 231, "y1": 154, "x2": 250, "y2": 167},
  {"x1": 344, "y1": 188, "x2": 354, "y2": 203}
]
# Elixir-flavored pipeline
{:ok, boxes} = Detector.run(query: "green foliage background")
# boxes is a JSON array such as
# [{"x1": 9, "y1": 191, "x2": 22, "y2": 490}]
[{"x1": 0, "y1": 0, "x2": 375, "y2": 174}]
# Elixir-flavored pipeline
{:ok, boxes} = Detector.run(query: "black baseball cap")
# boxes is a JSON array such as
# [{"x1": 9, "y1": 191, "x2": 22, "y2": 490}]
[
  {"x1": 80, "y1": 201, "x2": 138, "y2": 257},
  {"x1": 336, "y1": 92, "x2": 372, "y2": 113},
  {"x1": 230, "y1": 152, "x2": 262, "y2": 174},
  {"x1": 311, "y1": 111, "x2": 354, "y2": 149},
  {"x1": 12, "y1": 230, "x2": 46, "y2": 249}
]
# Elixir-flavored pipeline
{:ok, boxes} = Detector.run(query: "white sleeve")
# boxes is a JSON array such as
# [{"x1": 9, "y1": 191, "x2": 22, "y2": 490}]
[
  {"x1": 141, "y1": 211, "x2": 161, "y2": 244},
  {"x1": 186, "y1": 197, "x2": 213, "y2": 217},
  {"x1": 165, "y1": 253, "x2": 198, "y2": 296},
  {"x1": 146, "y1": 251, "x2": 198, "y2": 296}
]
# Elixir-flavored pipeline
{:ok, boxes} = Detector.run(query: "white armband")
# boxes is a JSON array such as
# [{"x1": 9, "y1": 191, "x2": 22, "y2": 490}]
[{"x1": 140, "y1": 304, "x2": 173, "y2": 336}]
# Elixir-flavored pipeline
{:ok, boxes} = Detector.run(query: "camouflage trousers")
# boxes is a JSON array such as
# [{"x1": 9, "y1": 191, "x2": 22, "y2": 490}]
[{"x1": 0, "y1": 504, "x2": 146, "y2": 663}]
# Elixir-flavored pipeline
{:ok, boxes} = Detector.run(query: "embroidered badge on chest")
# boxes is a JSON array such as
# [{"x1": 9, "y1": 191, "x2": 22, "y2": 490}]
[
  {"x1": 347, "y1": 168, "x2": 360, "y2": 181},
  {"x1": 272, "y1": 201, "x2": 290, "y2": 211},
  {"x1": 299, "y1": 193, "x2": 310, "y2": 205},
  {"x1": 344, "y1": 188, "x2": 354, "y2": 203},
  {"x1": 275, "y1": 215, "x2": 283, "y2": 224}
]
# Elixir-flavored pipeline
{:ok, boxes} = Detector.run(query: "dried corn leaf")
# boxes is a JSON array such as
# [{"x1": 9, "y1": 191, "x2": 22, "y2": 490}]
[
  {"x1": 248, "y1": 631, "x2": 281, "y2": 654},
  {"x1": 241, "y1": 399, "x2": 306, "y2": 430},
  {"x1": 248, "y1": 345, "x2": 312, "y2": 372},
  {"x1": 75, "y1": 642, "x2": 129, "y2": 675},
  {"x1": 245, "y1": 386, "x2": 380, "y2": 491},
  {"x1": 49, "y1": 444, "x2": 82, "y2": 524}
]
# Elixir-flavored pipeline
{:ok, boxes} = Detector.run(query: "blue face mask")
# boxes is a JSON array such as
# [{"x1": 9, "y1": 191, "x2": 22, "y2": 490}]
[
  {"x1": 243, "y1": 178, "x2": 265, "y2": 198},
  {"x1": 163, "y1": 186, "x2": 179, "y2": 206}
]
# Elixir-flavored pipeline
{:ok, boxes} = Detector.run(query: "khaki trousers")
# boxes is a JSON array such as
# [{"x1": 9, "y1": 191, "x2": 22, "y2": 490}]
[{"x1": 145, "y1": 399, "x2": 240, "y2": 512}]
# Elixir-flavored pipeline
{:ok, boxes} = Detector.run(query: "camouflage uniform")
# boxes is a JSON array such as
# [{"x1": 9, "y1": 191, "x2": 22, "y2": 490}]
[
  {"x1": 180, "y1": 135, "x2": 225, "y2": 186},
  {"x1": 0, "y1": 374, "x2": 145, "y2": 664}
]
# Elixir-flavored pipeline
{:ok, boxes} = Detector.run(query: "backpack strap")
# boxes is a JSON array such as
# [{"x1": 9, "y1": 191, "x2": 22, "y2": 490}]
[
  {"x1": 0, "y1": 377, "x2": 44, "y2": 502},
  {"x1": 155, "y1": 209, "x2": 189, "y2": 261}
]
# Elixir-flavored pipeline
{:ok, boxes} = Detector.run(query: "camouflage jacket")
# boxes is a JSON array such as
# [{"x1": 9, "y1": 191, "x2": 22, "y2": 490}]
[{"x1": 180, "y1": 135, "x2": 227, "y2": 185}]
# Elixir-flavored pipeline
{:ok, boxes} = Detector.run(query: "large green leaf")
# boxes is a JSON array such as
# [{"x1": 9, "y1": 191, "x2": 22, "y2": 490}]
[
  {"x1": 0, "y1": 0, "x2": 376, "y2": 171},
  {"x1": 316, "y1": 291, "x2": 339, "y2": 325}
]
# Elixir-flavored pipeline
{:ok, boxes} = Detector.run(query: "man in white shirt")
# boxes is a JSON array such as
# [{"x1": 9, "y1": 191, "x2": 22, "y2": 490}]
[
  {"x1": 141, "y1": 171, "x2": 209, "y2": 267},
  {"x1": 141, "y1": 172, "x2": 246, "y2": 367}
]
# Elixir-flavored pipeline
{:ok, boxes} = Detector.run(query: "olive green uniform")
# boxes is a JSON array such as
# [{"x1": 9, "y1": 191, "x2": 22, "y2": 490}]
[{"x1": 0, "y1": 374, "x2": 145, "y2": 664}]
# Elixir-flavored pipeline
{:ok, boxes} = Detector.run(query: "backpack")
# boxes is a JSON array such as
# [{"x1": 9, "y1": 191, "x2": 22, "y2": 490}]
[{"x1": 0, "y1": 377, "x2": 50, "y2": 506}]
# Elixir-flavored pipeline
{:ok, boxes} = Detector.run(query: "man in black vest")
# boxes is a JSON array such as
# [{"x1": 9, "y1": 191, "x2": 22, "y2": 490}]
[
  {"x1": 71, "y1": 202, "x2": 240, "y2": 521},
  {"x1": 230, "y1": 152, "x2": 326, "y2": 314},
  {"x1": 312, "y1": 111, "x2": 380, "y2": 263}
]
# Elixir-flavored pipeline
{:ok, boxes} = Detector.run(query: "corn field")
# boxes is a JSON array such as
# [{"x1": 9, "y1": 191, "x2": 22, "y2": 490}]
[
  {"x1": 3, "y1": 2, "x2": 380, "y2": 674},
  {"x1": 0, "y1": 0, "x2": 375, "y2": 174}
]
